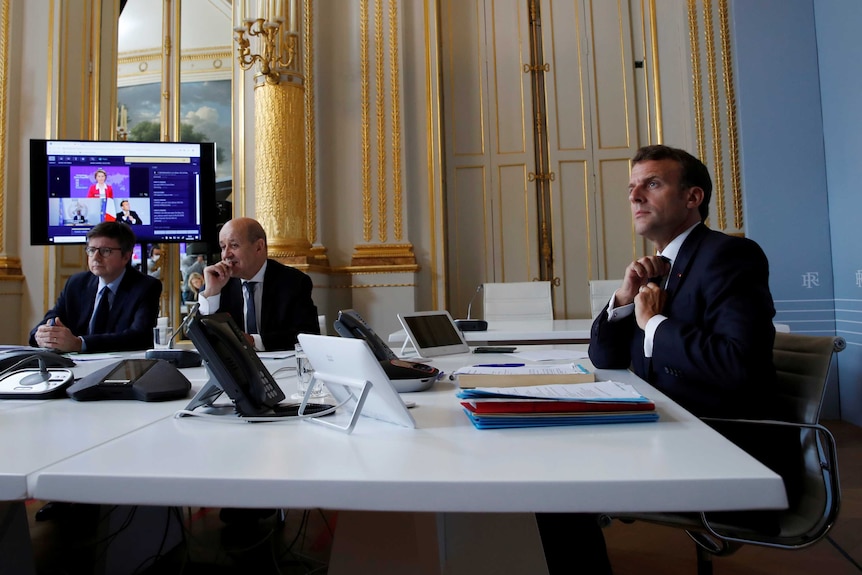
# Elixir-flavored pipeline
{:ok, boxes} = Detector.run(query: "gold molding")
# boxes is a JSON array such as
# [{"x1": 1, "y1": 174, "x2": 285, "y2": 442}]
[
  {"x1": 390, "y1": 0, "x2": 403, "y2": 241},
  {"x1": 703, "y1": 0, "x2": 725, "y2": 230},
  {"x1": 375, "y1": 0, "x2": 387, "y2": 243},
  {"x1": 351, "y1": 243, "x2": 418, "y2": 268},
  {"x1": 304, "y1": 0, "x2": 318, "y2": 244},
  {"x1": 118, "y1": 47, "x2": 232, "y2": 65},
  {"x1": 0, "y1": 256, "x2": 22, "y2": 276},
  {"x1": 687, "y1": 0, "x2": 705, "y2": 162},
  {"x1": 647, "y1": 0, "x2": 663, "y2": 143},
  {"x1": 718, "y1": 0, "x2": 742, "y2": 229},
  {"x1": 327, "y1": 279, "x2": 417, "y2": 288},
  {"x1": 424, "y1": 0, "x2": 443, "y2": 308},
  {"x1": 361, "y1": 0, "x2": 372, "y2": 242},
  {"x1": 0, "y1": 0, "x2": 8, "y2": 254}
]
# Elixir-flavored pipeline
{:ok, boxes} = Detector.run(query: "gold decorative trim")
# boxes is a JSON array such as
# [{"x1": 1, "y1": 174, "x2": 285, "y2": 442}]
[
  {"x1": 424, "y1": 0, "x2": 443, "y2": 308},
  {"x1": 703, "y1": 0, "x2": 725, "y2": 230},
  {"x1": 351, "y1": 243, "x2": 418, "y2": 267},
  {"x1": 390, "y1": 0, "x2": 403, "y2": 241},
  {"x1": 304, "y1": 0, "x2": 318, "y2": 244},
  {"x1": 327, "y1": 280, "x2": 417, "y2": 288},
  {"x1": 648, "y1": 0, "x2": 663, "y2": 142},
  {"x1": 118, "y1": 47, "x2": 232, "y2": 65},
  {"x1": 718, "y1": 0, "x2": 742, "y2": 229},
  {"x1": 375, "y1": 0, "x2": 387, "y2": 243},
  {"x1": 0, "y1": 256, "x2": 22, "y2": 276},
  {"x1": 361, "y1": 0, "x2": 372, "y2": 242},
  {"x1": 687, "y1": 0, "x2": 705, "y2": 162},
  {"x1": 43, "y1": 246, "x2": 50, "y2": 315},
  {"x1": 0, "y1": 0, "x2": 8, "y2": 254}
]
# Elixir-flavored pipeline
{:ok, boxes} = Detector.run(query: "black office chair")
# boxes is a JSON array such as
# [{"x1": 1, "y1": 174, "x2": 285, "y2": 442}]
[{"x1": 609, "y1": 332, "x2": 844, "y2": 575}]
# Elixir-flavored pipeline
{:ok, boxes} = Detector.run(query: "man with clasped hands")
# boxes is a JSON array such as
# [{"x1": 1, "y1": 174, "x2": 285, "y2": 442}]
[
  {"x1": 538, "y1": 145, "x2": 789, "y2": 574},
  {"x1": 30, "y1": 221, "x2": 162, "y2": 353}
]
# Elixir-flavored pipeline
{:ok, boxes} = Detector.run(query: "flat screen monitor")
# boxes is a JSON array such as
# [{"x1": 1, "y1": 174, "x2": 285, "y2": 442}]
[{"x1": 29, "y1": 139, "x2": 218, "y2": 246}]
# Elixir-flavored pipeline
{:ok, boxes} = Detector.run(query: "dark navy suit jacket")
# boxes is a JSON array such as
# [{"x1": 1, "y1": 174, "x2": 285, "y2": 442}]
[
  {"x1": 29, "y1": 266, "x2": 162, "y2": 352},
  {"x1": 589, "y1": 224, "x2": 805, "y2": 507},
  {"x1": 589, "y1": 223, "x2": 777, "y2": 419},
  {"x1": 214, "y1": 259, "x2": 320, "y2": 351}
]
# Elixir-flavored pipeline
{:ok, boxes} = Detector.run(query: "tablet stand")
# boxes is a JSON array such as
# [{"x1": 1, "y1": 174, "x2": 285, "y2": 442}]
[
  {"x1": 302, "y1": 373, "x2": 373, "y2": 434},
  {"x1": 399, "y1": 338, "x2": 418, "y2": 357}
]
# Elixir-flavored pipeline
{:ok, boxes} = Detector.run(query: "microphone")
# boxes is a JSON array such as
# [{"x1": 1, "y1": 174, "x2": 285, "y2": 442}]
[
  {"x1": 20, "y1": 356, "x2": 51, "y2": 386},
  {"x1": 169, "y1": 303, "x2": 200, "y2": 348},
  {"x1": 454, "y1": 285, "x2": 488, "y2": 332},
  {"x1": 145, "y1": 304, "x2": 203, "y2": 368}
]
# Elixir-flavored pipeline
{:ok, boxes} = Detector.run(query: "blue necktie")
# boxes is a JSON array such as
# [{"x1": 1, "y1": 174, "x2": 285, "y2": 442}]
[
  {"x1": 244, "y1": 281, "x2": 258, "y2": 334},
  {"x1": 89, "y1": 287, "x2": 111, "y2": 334}
]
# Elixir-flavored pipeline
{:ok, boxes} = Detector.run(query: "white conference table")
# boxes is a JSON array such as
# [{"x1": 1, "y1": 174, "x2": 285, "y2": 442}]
[
  {"x1": 389, "y1": 318, "x2": 595, "y2": 347},
  {"x1": 388, "y1": 318, "x2": 792, "y2": 349},
  {"x1": 0, "y1": 355, "x2": 213, "y2": 575},
  {"x1": 21, "y1": 350, "x2": 787, "y2": 574}
]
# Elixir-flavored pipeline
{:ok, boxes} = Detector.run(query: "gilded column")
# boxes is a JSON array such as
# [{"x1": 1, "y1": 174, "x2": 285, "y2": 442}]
[
  {"x1": 254, "y1": 74, "x2": 312, "y2": 263},
  {"x1": 0, "y1": 0, "x2": 21, "y2": 277}
]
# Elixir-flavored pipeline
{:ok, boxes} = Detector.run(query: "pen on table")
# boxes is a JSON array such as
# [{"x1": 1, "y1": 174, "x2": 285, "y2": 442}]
[{"x1": 472, "y1": 363, "x2": 525, "y2": 368}]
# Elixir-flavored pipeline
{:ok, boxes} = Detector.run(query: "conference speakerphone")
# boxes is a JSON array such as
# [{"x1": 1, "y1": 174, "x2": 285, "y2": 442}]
[{"x1": 67, "y1": 359, "x2": 191, "y2": 402}]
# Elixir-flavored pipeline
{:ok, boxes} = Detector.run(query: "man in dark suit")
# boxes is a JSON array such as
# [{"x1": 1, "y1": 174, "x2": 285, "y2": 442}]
[
  {"x1": 538, "y1": 145, "x2": 782, "y2": 574},
  {"x1": 198, "y1": 216, "x2": 320, "y2": 351},
  {"x1": 589, "y1": 145, "x2": 776, "y2": 419},
  {"x1": 116, "y1": 199, "x2": 142, "y2": 225},
  {"x1": 30, "y1": 221, "x2": 162, "y2": 353}
]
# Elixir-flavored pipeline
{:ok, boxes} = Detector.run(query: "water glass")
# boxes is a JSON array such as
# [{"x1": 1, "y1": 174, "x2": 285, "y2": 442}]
[
  {"x1": 295, "y1": 343, "x2": 326, "y2": 398},
  {"x1": 153, "y1": 326, "x2": 171, "y2": 349}
]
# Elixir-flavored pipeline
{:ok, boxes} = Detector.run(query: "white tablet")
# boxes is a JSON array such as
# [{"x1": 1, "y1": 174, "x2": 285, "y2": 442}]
[
  {"x1": 396, "y1": 310, "x2": 471, "y2": 357},
  {"x1": 297, "y1": 334, "x2": 416, "y2": 429}
]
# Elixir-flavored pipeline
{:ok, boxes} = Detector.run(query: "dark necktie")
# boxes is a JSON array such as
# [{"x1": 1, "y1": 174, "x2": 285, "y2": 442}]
[
  {"x1": 89, "y1": 287, "x2": 111, "y2": 335},
  {"x1": 649, "y1": 255, "x2": 672, "y2": 288},
  {"x1": 244, "y1": 281, "x2": 258, "y2": 334}
]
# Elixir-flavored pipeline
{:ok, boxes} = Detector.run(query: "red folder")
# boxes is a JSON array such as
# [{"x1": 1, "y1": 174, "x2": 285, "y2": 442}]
[{"x1": 461, "y1": 399, "x2": 655, "y2": 415}]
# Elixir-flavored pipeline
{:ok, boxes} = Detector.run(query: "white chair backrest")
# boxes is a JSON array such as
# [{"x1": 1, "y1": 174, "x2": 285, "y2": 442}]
[
  {"x1": 590, "y1": 280, "x2": 622, "y2": 318},
  {"x1": 483, "y1": 281, "x2": 553, "y2": 321}
]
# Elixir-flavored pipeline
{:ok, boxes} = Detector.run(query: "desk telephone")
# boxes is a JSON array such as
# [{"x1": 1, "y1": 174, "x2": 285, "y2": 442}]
[{"x1": 333, "y1": 310, "x2": 440, "y2": 388}]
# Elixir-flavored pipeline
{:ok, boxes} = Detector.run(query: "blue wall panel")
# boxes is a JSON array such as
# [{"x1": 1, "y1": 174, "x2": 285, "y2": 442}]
[
  {"x1": 813, "y1": 0, "x2": 862, "y2": 423},
  {"x1": 730, "y1": 0, "x2": 844, "y2": 418},
  {"x1": 730, "y1": 0, "x2": 862, "y2": 423}
]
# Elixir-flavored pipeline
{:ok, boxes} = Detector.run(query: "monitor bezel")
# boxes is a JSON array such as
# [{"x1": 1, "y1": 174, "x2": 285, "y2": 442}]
[{"x1": 29, "y1": 138, "x2": 218, "y2": 247}]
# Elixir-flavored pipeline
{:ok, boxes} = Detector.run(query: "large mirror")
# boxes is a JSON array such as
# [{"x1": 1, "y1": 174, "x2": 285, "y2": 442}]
[{"x1": 117, "y1": 0, "x2": 234, "y2": 327}]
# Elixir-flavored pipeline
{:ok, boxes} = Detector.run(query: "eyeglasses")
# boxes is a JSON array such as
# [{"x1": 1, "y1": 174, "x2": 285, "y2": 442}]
[{"x1": 85, "y1": 246, "x2": 121, "y2": 257}]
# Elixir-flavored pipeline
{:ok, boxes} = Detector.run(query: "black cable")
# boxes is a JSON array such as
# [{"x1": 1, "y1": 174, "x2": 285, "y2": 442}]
[{"x1": 129, "y1": 506, "x2": 178, "y2": 574}]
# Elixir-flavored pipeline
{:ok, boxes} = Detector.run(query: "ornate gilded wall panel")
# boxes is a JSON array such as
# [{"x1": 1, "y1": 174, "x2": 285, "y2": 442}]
[
  {"x1": 350, "y1": 0, "x2": 415, "y2": 266},
  {"x1": 686, "y1": 0, "x2": 742, "y2": 233}
]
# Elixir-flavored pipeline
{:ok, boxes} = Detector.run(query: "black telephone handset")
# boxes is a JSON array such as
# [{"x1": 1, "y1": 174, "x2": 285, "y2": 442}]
[
  {"x1": 333, "y1": 310, "x2": 440, "y2": 386},
  {"x1": 195, "y1": 314, "x2": 286, "y2": 415},
  {"x1": 333, "y1": 309, "x2": 398, "y2": 361}
]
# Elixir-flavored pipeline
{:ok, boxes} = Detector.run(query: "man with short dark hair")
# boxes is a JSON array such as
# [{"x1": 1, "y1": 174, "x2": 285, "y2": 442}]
[
  {"x1": 116, "y1": 199, "x2": 141, "y2": 225},
  {"x1": 537, "y1": 145, "x2": 783, "y2": 574},
  {"x1": 30, "y1": 221, "x2": 162, "y2": 353},
  {"x1": 198, "y1": 217, "x2": 320, "y2": 351}
]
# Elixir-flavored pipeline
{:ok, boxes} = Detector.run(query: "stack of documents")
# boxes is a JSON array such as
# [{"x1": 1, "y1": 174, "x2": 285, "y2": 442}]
[
  {"x1": 455, "y1": 363, "x2": 595, "y2": 388},
  {"x1": 457, "y1": 380, "x2": 658, "y2": 429}
]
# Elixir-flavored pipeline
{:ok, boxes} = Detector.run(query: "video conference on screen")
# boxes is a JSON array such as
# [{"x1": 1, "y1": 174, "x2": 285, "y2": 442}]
[{"x1": 33, "y1": 140, "x2": 215, "y2": 246}]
